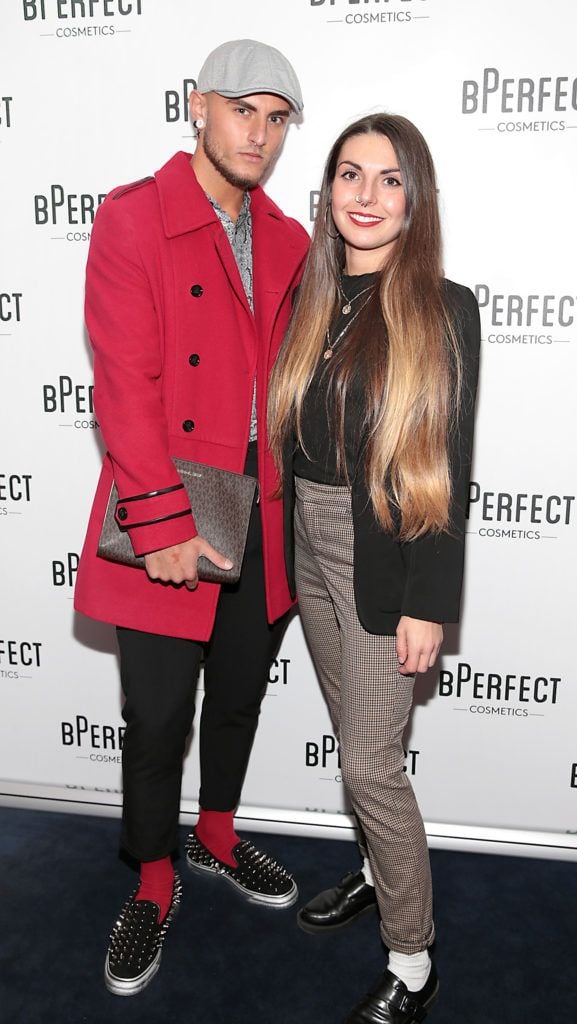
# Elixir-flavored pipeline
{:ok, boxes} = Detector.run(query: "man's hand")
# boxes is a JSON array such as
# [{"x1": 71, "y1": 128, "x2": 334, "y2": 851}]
[
  {"x1": 144, "y1": 536, "x2": 232, "y2": 591},
  {"x1": 395, "y1": 616, "x2": 443, "y2": 676}
]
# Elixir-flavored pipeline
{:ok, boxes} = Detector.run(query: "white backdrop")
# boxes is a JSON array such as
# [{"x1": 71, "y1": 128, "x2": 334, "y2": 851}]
[{"x1": 1, "y1": 0, "x2": 576, "y2": 860}]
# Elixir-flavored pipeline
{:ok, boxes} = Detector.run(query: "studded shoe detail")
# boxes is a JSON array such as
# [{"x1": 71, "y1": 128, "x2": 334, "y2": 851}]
[
  {"x1": 185, "y1": 832, "x2": 298, "y2": 908},
  {"x1": 104, "y1": 872, "x2": 182, "y2": 996}
]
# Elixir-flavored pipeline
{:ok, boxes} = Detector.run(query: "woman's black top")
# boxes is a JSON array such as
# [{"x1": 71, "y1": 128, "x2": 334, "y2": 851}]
[
  {"x1": 284, "y1": 278, "x2": 482, "y2": 632},
  {"x1": 293, "y1": 272, "x2": 379, "y2": 484}
]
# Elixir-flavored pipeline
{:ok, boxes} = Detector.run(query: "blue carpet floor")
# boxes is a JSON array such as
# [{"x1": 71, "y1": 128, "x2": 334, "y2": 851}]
[{"x1": 1, "y1": 806, "x2": 576, "y2": 1024}]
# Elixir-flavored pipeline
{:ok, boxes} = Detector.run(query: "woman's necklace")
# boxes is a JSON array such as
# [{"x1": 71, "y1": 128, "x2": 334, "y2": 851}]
[
  {"x1": 339, "y1": 283, "x2": 374, "y2": 316},
  {"x1": 323, "y1": 292, "x2": 373, "y2": 360}
]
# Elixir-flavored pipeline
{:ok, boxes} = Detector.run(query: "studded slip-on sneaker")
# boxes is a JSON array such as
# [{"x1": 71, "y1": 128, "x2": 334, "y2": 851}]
[
  {"x1": 185, "y1": 832, "x2": 298, "y2": 908},
  {"x1": 104, "y1": 872, "x2": 182, "y2": 996}
]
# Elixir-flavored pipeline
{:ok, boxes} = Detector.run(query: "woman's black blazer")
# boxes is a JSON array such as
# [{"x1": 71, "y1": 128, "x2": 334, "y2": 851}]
[{"x1": 282, "y1": 279, "x2": 481, "y2": 636}]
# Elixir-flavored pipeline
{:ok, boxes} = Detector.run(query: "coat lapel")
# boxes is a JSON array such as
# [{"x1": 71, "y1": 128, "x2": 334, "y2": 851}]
[
  {"x1": 155, "y1": 153, "x2": 308, "y2": 358},
  {"x1": 155, "y1": 152, "x2": 255, "y2": 358},
  {"x1": 251, "y1": 198, "x2": 307, "y2": 349},
  {"x1": 212, "y1": 227, "x2": 254, "y2": 323}
]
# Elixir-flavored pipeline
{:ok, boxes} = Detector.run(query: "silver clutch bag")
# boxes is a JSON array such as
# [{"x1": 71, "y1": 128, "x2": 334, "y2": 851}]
[{"x1": 97, "y1": 458, "x2": 258, "y2": 584}]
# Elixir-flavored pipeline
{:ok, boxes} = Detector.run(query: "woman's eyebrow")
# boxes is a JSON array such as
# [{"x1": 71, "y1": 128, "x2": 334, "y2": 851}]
[{"x1": 337, "y1": 160, "x2": 401, "y2": 174}]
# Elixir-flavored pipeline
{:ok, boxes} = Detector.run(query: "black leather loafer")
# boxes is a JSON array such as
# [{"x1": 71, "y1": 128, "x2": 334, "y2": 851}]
[
  {"x1": 345, "y1": 964, "x2": 439, "y2": 1024},
  {"x1": 297, "y1": 870, "x2": 377, "y2": 933}
]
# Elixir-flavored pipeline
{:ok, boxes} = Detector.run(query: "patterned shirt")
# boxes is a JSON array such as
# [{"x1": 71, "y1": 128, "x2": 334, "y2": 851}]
[{"x1": 207, "y1": 192, "x2": 257, "y2": 442}]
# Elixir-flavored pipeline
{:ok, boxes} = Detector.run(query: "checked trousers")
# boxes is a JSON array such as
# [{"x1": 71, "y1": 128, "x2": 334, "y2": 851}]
[{"x1": 294, "y1": 476, "x2": 434, "y2": 954}]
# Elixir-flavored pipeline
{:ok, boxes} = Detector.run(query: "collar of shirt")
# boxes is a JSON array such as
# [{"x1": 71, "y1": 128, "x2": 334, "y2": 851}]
[{"x1": 206, "y1": 190, "x2": 251, "y2": 234}]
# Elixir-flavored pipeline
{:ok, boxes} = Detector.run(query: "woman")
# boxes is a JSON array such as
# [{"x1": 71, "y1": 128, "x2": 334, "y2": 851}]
[{"x1": 268, "y1": 114, "x2": 480, "y2": 1024}]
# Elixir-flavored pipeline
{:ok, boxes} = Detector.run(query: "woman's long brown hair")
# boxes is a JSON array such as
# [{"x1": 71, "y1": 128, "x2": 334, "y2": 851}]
[{"x1": 268, "y1": 113, "x2": 462, "y2": 541}]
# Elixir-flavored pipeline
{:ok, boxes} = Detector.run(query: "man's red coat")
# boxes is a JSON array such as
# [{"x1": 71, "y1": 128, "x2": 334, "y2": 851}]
[{"x1": 74, "y1": 151, "x2": 309, "y2": 641}]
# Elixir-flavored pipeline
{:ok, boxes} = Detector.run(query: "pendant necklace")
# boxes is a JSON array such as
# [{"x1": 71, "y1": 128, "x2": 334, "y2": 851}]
[
  {"x1": 339, "y1": 283, "x2": 374, "y2": 316},
  {"x1": 323, "y1": 292, "x2": 373, "y2": 360}
]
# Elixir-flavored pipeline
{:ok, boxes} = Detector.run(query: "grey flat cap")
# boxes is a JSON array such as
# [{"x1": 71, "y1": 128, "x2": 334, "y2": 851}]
[{"x1": 197, "y1": 38, "x2": 303, "y2": 113}]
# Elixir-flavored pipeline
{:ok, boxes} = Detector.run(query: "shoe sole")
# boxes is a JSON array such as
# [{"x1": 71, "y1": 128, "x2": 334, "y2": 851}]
[
  {"x1": 344, "y1": 977, "x2": 439, "y2": 1024},
  {"x1": 104, "y1": 948, "x2": 161, "y2": 997},
  {"x1": 186, "y1": 854, "x2": 298, "y2": 909},
  {"x1": 297, "y1": 900, "x2": 378, "y2": 934},
  {"x1": 418, "y1": 978, "x2": 439, "y2": 1021}
]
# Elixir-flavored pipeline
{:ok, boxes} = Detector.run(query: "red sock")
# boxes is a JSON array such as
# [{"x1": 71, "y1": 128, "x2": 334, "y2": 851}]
[
  {"x1": 195, "y1": 809, "x2": 240, "y2": 868},
  {"x1": 135, "y1": 856, "x2": 174, "y2": 923}
]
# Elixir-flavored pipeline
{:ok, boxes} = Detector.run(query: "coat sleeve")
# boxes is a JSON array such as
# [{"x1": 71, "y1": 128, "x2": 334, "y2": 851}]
[
  {"x1": 400, "y1": 285, "x2": 481, "y2": 623},
  {"x1": 86, "y1": 194, "x2": 197, "y2": 557}
]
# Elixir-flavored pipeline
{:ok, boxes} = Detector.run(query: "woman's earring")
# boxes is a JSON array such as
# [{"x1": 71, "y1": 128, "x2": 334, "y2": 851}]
[{"x1": 324, "y1": 205, "x2": 340, "y2": 240}]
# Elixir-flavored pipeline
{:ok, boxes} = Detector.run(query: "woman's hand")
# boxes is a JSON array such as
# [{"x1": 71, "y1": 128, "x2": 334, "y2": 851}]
[
  {"x1": 144, "y1": 536, "x2": 232, "y2": 591},
  {"x1": 395, "y1": 616, "x2": 443, "y2": 676}
]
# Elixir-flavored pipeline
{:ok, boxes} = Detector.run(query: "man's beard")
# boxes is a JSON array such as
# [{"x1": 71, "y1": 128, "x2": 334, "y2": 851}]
[{"x1": 202, "y1": 127, "x2": 262, "y2": 191}]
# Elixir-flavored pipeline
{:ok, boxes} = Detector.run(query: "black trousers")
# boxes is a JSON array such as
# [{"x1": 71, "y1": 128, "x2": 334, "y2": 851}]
[{"x1": 116, "y1": 443, "x2": 287, "y2": 861}]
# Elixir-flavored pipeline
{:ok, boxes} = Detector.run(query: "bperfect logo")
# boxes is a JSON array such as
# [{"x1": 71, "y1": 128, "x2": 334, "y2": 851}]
[
  {"x1": 403, "y1": 749, "x2": 419, "y2": 776},
  {"x1": 164, "y1": 78, "x2": 197, "y2": 123},
  {"x1": 475, "y1": 285, "x2": 575, "y2": 347},
  {"x1": 467, "y1": 483, "x2": 575, "y2": 542},
  {"x1": 52, "y1": 552, "x2": 79, "y2": 587},
  {"x1": 34, "y1": 185, "x2": 105, "y2": 241},
  {"x1": 462, "y1": 68, "x2": 577, "y2": 133},
  {"x1": 0, "y1": 472, "x2": 32, "y2": 518},
  {"x1": 43, "y1": 375, "x2": 99, "y2": 430},
  {"x1": 23, "y1": 0, "x2": 143, "y2": 38},
  {"x1": 23, "y1": 0, "x2": 142, "y2": 15},
  {"x1": 305, "y1": 734, "x2": 419, "y2": 779},
  {"x1": 310, "y1": 0, "x2": 430, "y2": 27},
  {"x1": 0, "y1": 473, "x2": 32, "y2": 509},
  {"x1": 0, "y1": 638, "x2": 42, "y2": 679},
  {"x1": 267, "y1": 657, "x2": 290, "y2": 686},
  {"x1": 61, "y1": 714, "x2": 125, "y2": 763},
  {"x1": 304, "y1": 805, "x2": 350, "y2": 815},
  {"x1": 439, "y1": 662, "x2": 560, "y2": 719},
  {"x1": 65, "y1": 784, "x2": 122, "y2": 794},
  {"x1": 0, "y1": 293, "x2": 23, "y2": 324},
  {"x1": 571, "y1": 764, "x2": 577, "y2": 788},
  {"x1": 0, "y1": 96, "x2": 13, "y2": 128},
  {"x1": 306, "y1": 734, "x2": 341, "y2": 771}
]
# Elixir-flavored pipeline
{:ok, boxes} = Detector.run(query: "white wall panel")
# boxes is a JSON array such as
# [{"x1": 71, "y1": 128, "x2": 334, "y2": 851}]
[{"x1": 1, "y1": 0, "x2": 576, "y2": 858}]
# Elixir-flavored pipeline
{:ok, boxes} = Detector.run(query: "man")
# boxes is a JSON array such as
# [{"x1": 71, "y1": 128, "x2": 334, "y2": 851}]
[{"x1": 74, "y1": 39, "x2": 308, "y2": 996}]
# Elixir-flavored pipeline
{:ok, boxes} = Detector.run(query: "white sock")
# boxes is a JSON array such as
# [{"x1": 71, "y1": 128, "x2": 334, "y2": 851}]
[
  {"x1": 360, "y1": 855, "x2": 374, "y2": 887},
  {"x1": 387, "y1": 949, "x2": 431, "y2": 993}
]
